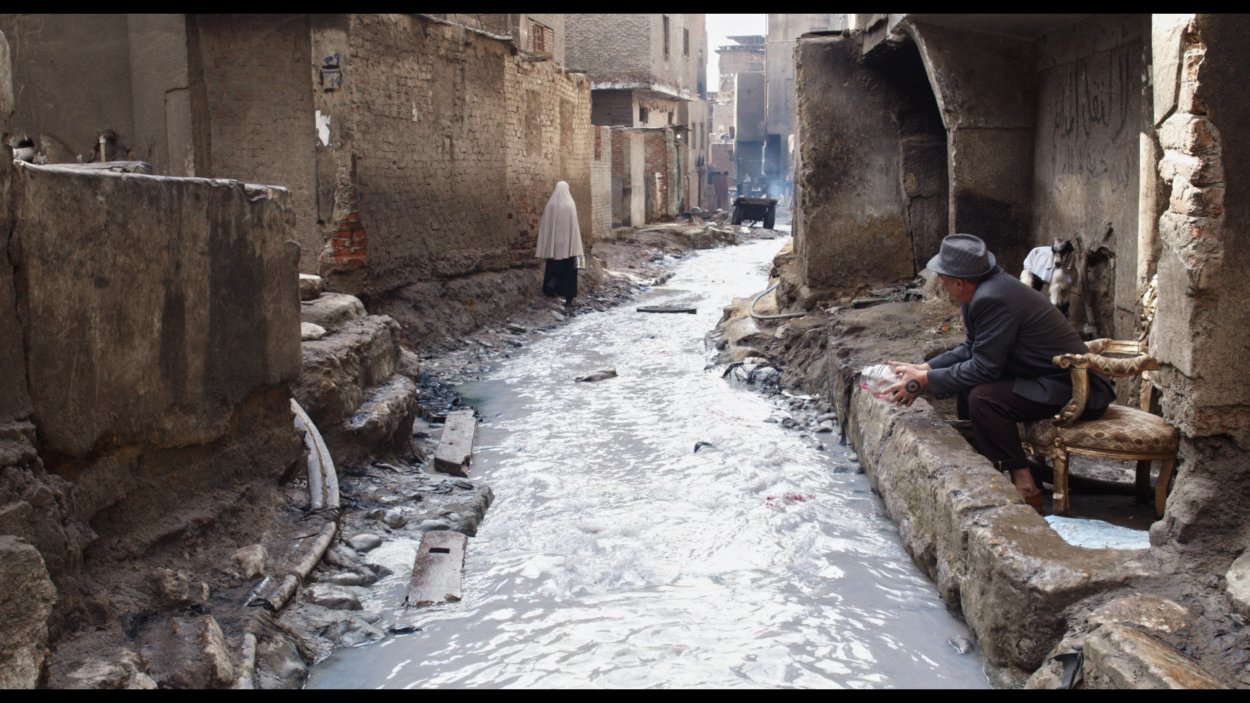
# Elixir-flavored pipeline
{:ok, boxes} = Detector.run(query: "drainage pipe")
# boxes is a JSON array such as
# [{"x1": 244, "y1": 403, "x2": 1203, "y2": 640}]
[
  {"x1": 236, "y1": 401, "x2": 343, "y2": 687},
  {"x1": 749, "y1": 283, "x2": 808, "y2": 320},
  {"x1": 291, "y1": 399, "x2": 340, "y2": 511}
]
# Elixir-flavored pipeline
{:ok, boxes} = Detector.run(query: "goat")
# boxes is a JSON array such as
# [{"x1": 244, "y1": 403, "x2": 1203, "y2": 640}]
[{"x1": 1021, "y1": 239, "x2": 1078, "y2": 319}]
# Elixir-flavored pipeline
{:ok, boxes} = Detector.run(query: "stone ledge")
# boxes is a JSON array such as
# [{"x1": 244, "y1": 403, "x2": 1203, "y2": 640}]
[
  {"x1": 844, "y1": 384, "x2": 1152, "y2": 674},
  {"x1": 1084, "y1": 623, "x2": 1227, "y2": 689}
]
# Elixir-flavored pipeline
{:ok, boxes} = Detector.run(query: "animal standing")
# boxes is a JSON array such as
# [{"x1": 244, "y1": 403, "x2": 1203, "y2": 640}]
[{"x1": 1020, "y1": 238, "x2": 1077, "y2": 319}]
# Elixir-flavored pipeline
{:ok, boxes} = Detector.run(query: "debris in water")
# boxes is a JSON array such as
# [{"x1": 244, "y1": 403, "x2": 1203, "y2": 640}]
[{"x1": 948, "y1": 637, "x2": 974, "y2": 654}]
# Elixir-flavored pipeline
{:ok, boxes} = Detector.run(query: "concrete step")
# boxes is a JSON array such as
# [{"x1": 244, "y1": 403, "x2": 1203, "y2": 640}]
[
  {"x1": 344, "y1": 374, "x2": 418, "y2": 455},
  {"x1": 293, "y1": 315, "x2": 401, "y2": 430},
  {"x1": 301, "y1": 292, "x2": 365, "y2": 334}
]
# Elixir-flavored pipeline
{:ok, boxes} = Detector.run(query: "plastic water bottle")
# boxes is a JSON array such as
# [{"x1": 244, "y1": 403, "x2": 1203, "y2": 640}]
[{"x1": 860, "y1": 364, "x2": 899, "y2": 398}]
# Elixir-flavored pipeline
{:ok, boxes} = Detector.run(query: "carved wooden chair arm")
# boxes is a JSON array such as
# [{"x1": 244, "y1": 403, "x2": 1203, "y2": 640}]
[
  {"x1": 1049, "y1": 342, "x2": 1160, "y2": 427},
  {"x1": 1055, "y1": 352, "x2": 1160, "y2": 377}
]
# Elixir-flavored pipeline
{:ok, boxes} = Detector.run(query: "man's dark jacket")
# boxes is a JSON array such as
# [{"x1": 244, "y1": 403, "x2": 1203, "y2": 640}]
[{"x1": 927, "y1": 267, "x2": 1114, "y2": 408}]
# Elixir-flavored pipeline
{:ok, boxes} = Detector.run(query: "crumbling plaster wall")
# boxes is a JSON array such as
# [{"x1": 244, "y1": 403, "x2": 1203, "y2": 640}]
[
  {"x1": 0, "y1": 157, "x2": 302, "y2": 676},
  {"x1": 792, "y1": 34, "x2": 915, "y2": 291},
  {"x1": 1031, "y1": 15, "x2": 1144, "y2": 339},
  {"x1": 1148, "y1": 14, "x2": 1250, "y2": 558},
  {"x1": 904, "y1": 21, "x2": 1037, "y2": 276},
  {"x1": 191, "y1": 15, "x2": 321, "y2": 274}
]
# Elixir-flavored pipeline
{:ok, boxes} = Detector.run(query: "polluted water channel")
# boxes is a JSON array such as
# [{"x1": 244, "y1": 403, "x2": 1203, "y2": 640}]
[{"x1": 306, "y1": 235, "x2": 990, "y2": 689}]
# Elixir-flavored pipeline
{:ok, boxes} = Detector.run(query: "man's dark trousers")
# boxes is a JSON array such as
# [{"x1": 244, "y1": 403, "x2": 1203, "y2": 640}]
[{"x1": 958, "y1": 379, "x2": 1108, "y2": 473}]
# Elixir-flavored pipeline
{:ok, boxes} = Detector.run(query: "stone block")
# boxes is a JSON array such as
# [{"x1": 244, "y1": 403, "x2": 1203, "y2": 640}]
[
  {"x1": 344, "y1": 374, "x2": 418, "y2": 449},
  {"x1": 1168, "y1": 183, "x2": 1223, "y2": 218},
  {"x1": 405, "y1": 530, "x2": 467, "y2": 608},
  {"x1": 434, "y1": 410, "x2": 477, "y2": 477},
  {"x1": 300, "y1": 292, "x2": 366, "y2": 333},
  {"x1": 0, "y1": 536, "x2": 56, "y2": 689},
  {"x1": 1226, "y1": 551, "x2": 1250, "y2": 617},
  {"x1": 299, "y1": 273, "x2": 325, "y2": 301},
  {"x1": 1084, "y1": 623, "x2": 1227, "y2": 689},
  {"x1": 12, "y1": 164, "x2": 301, "y2": 458},
  {"x1": 1158, "y1": 149, "x2": 1223, "y2": 187},
  {"x1": 141, "y1": 614, "x2": 235, "y2": 689},
  {"x1": 293, "y1": 315, "x2": 402, "y2": 428},
  {"x1": 1158, "y1": 113, "x2": 1216, "y2": 154}
]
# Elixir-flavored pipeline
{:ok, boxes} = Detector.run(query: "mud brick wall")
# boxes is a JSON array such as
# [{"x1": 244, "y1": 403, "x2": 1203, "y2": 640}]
[
  {"x1": 323, "y1": 14, "x2": 591, "y2": 296},
  {"x1": 504, "y1": 48, "x2": 593, "y2": 261},
  {"x1": 590, "y1": 125, "x2": 612, "y2": 243},
  {"x1": 566, "y1": 14, "x2": 651, "y2": 79},
  {"x1": 193, "y1": 14, "x2": 321, "y2": 271}
]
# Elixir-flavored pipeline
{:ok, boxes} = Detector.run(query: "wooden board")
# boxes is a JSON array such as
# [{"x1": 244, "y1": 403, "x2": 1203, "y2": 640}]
[
  {"x1": 636, "y1": 306, "x2": 697, "y2": 314},
  {"x1": 434, "y1": 409, "x2": 476, "y2": 477},
  {"x1": 404, "y1": 531, "x2": 467, "y2": 608}
]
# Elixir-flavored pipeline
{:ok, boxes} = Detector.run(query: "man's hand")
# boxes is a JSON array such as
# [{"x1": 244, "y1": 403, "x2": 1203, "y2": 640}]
[{"x1": 884, "y1": 361, "x2": 931, "y2": 406}]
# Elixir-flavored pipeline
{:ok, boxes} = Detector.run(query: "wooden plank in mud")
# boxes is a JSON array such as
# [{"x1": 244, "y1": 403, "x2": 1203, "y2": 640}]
[
  {"x1": 404, "y1": 530, "x2": 467, "y2": 608},
  {"x1": 434, "y1": 409, "x2": 475, "y2": 477}
]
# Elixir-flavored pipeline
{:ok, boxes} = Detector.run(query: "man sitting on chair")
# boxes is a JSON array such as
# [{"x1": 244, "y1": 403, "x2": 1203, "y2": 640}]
[{"x1": 883, "y1": 234, "x2": 1114, "y2": 510}]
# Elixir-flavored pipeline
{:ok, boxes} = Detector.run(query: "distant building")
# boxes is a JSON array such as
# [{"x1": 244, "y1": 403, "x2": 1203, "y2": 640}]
[
  {"x1": 565, "y1": 14, "x2": 707, "y2": 220},
  {"x1": 765, "y1": 14, "x2": 848, "y2": 199}
]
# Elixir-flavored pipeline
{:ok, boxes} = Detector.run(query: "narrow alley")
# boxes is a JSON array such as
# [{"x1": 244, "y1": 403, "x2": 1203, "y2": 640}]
[{"x1": 3, "y1": 13, "x2": 1250, "y2": 691}]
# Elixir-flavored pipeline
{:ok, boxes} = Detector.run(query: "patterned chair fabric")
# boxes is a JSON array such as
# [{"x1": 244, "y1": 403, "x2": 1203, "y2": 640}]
[
  {"x1": 1019, "y1": 405, "x2": 1178, "y2": 455},
  {"x1": 1020, "y1": 339, "x2": 1179, "y2": 518}
]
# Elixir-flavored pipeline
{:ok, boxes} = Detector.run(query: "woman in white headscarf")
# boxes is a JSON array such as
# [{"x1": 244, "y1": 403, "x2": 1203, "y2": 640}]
[{"x1": 535, "y1": 181, "x2": 584, "y2": 305}]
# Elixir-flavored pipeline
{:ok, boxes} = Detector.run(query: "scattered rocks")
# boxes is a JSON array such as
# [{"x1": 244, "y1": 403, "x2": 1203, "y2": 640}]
[
  {"x1": 948, "y1": 637, "x2": 975, "y2": 654},
  {"x1": 380, "y1": 509, "x2": 408, "y2": 529},
  {"x1": 65, "y1": 649, "x2": 158, "y2": 690},
  {"x1": 301, "y1": 322, "x2": 327, "y2": 341},
  {"x1": 149, "y1": 568, "x2": 195, "y2": 607},
  {"x1": 306, "y1": 584, "x2": 364, "y2": 610},
  {"x1": 323, "y1": 618, "x2": 386, "y2": 648},
  {"x1": 0, "y1": 536, "x2": 57, "y2": 689},
  {"x1": 232, "y1": 544, "x2": 269, "y2": 579},
  {"x1": 258, "y1": 634, "x2": 308, "y2": 689},
  {"x1": 346, "y1": 534, "x2": 383, "y2": 552}
]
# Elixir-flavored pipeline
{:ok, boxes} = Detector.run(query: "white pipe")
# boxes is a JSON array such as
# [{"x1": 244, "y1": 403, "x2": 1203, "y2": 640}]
[{"x1": 290, "y1": 398, "x2": 339, "y2": 510}]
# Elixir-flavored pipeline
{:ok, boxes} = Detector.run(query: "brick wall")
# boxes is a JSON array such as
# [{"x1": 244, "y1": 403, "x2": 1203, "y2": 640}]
[
  {"x1": 643, "y1": 129, "x2": 670, "y2": 220},
  {"x1": 193, "y1": 15, "x2": 321, "y2": 270},
  {"x1": 320, "y1": 14, "x2": 592, "y2": 295},
  {"x1": 592, "y1": 89, "x2": 635, "y2": 126},
  {"x1": 590, "y1": 125, "x2": 612, "y2": 242},
  {"x1": 566, "y1": 14, "x2": 651, "y2": 77}
]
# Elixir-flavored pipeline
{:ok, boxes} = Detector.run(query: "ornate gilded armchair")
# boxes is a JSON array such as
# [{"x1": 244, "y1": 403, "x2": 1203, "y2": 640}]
[{"x1": 1018, "y1": 339, "x2": 1179, "y2": 516}]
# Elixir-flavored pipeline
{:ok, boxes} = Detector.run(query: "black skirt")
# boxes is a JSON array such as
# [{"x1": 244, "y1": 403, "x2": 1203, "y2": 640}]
[{"x1": 543, "y1": 257, "x2": 578, "y2": 302}]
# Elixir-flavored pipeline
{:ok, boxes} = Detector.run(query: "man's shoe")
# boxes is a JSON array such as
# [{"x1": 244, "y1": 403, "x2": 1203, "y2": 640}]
[{"x1": 1025, "y1": 491, "x2": 1044, "y2": 513}]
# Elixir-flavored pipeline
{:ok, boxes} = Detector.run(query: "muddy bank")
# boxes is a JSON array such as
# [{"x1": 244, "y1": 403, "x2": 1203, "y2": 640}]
[
  {"x1": 35, "y1": 215, "x2": 768, "y2": 689},
  {"x1": 716, "y1": 253, "x2": 1249, "y2": 688}
]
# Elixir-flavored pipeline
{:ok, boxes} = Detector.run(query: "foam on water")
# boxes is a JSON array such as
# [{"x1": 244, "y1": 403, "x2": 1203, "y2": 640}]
[{"x1": 306, "y1": 236, "x2": 989, "y2": 689}]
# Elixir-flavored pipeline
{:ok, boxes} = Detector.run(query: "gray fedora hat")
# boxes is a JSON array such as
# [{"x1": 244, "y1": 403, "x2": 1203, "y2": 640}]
[{"x1": 926, "y1": 234, "x2": 996, "y2": 278}]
